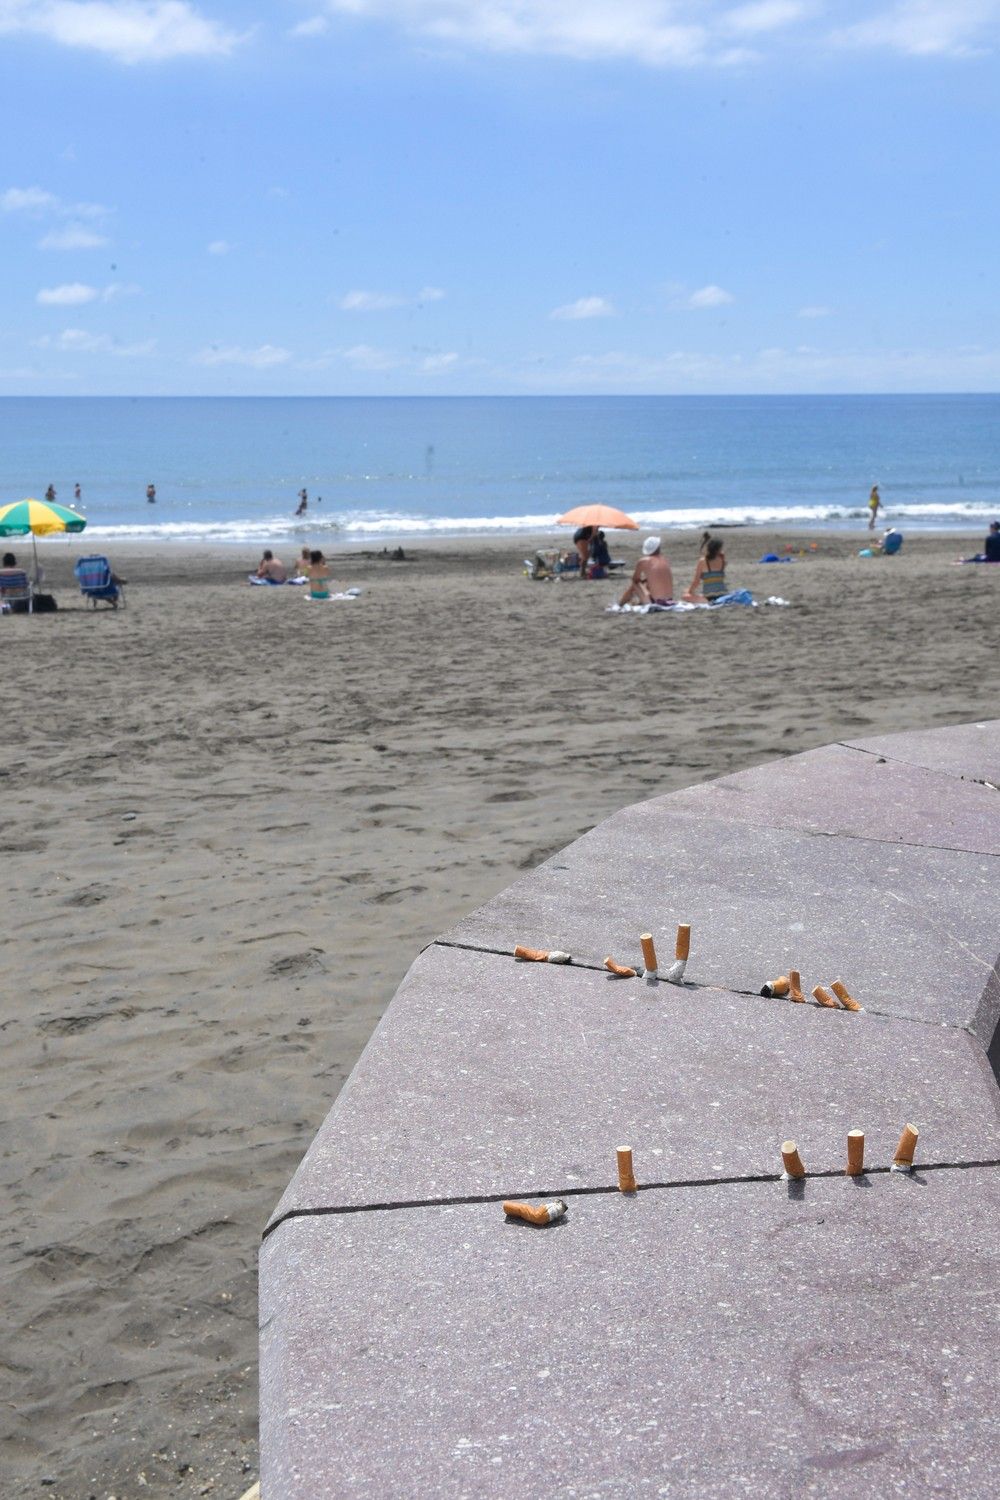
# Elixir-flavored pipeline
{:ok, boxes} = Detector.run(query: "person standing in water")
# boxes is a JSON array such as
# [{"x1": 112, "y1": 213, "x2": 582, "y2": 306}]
[
  {"x1": 146, "y1": 483, "x2": 156, "y2": 504},
  {"x1": 868, "y1": 485, "x2": 881, "y2": 530},
  {"x1": 74, "y1": 483, "x2": 81, "y2": 502},
  {"x1": 295, "y1": 488, "x2": 308, "y2": 517},
  {"x1": 45, "y1": 484, "x2": 56, "y2": 502}
]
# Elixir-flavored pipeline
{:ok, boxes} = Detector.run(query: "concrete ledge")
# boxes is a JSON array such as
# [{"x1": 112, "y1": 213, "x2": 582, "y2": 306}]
[{"x1": 260, "y1": 722, "x2": 1000, "y2": 1496}]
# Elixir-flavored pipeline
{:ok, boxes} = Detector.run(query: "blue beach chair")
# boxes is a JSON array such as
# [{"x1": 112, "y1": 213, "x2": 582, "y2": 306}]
[{"x1": 74, "y1": 554, "x2": 125, "y2": 609}]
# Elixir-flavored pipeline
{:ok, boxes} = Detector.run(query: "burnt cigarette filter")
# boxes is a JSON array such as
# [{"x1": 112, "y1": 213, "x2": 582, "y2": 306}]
[
  {"x1": 502, "y1": 1199, "x2": 568, "y2": 1226},
  {"x1": 616, "y1": 1146, "x2": 637, "y2": 1194},
  {"x1": 639, "y1": 933, "x2": 658, "y2": 973},
  {"x1": 812, "y1": 985, "x2": 838, "y2": 1009},
  {"x1": 760, "y1": 976, "x2": 791, "y2": 998},
  {"x1": 893, "y1": 1123, "x2": 919, "y2": 1168},
  {"x1": 514, "y1": 945, "x2": 548, "y2": 962},
  {"x1": 846, "y1": 1129, "x2": 865, "y2": 1176},
  {"x1": 788, "y1": 969, "x2": 805, "y2": 1002},
  {"x1": 604, "y1": 957, "x2": 637, "y2": 978},
  {"x1": 831, "y1": 980, "x2": 862, "y2": 1012},
  {"x1": 781, "y1": 1140, "x2": 806, "y2": 1179},
  {"x1": 674, "y1": 924, "x2": 691, "y2": 961},
  {"x1": 546, "y1": 950, "x2": 572, "y2": 964}
]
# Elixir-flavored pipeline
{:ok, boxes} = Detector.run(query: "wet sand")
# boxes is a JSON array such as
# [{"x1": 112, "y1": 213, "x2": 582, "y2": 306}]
[{"x1": 2, "y1": 529, "x2": 997, "y2": 1498}]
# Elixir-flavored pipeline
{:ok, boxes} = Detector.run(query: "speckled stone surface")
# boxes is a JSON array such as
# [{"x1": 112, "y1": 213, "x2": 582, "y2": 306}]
[
  {"x1": 440, "y1": 812, "x2": 999, "y2": 1036},
  {"x1": 267, "y1": 945, "x2": 1000, "y2": 1226},
  {"x1": 843, "y1": 719, "x2": 1000, "y2": 785},
  {"x1": 651, "y1": 742, "x2": 1000, "y2": 855},
  {"x1": 260, "y1": 1168, "x2": 1000, "y2": 1499}
]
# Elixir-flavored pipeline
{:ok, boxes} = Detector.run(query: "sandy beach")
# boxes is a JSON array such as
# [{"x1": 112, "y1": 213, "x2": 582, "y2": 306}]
[{"x1": 3, "y1": 528, "x2": 998, "y2": 1498}]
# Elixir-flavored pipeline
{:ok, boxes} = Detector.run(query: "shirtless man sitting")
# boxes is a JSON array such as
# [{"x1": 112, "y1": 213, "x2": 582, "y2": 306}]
[
  {"x1": 255, "y1": 549, "x2": 287, "y2": 583},
  {"x1": 618, "y1": 536, "x2": 673, "y2": 607}
]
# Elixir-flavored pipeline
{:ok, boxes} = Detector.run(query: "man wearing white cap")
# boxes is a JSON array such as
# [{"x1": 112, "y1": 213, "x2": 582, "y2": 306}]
[{"x1": 617, "y1": 535, "x2": 674, "y2": 607}]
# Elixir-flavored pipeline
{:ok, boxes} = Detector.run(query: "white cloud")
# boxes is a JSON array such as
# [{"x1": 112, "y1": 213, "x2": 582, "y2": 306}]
[
  {"x1": 723, "y1": 1, "x2": 811, "y2": 35},
  {"x1": 505, "y1": 340, "x2": 1000, "y2": 393},
  {"x1": 36, "y1": 327, "x2": 155, "y2": 355},
  {"x1": 798, "y1": 304, "x2": 832, "y2": 318},
  {"x1": 340, "y1": 343, "x2": 405, "y2": 371},
  {"x1": 340, "y1": 289, "x2": 406, "y2": 311},
  {"x1": 38, "y1": 225, "x2": 109, "y2": 249},
  {"x1": 0, "y1": 2, "x2": 244, "y2": 63},
  {"x1": 291, "y1": 14, "x2": 328, "y2": 36},
  {"x1": 36, "y1": 279, "x2": 139, "y2": 304},
  {"x1": 339, "y1": 286, "x2": 446, "y2": 310},
  {"x1": 315, "y1": 2, "x2": 1000, "y2": 64},
  {"x1": 2, "y1": 185, "x2": 60, "y2": 213},
  {"x1": 37, "y1": 281, "x2": 99, "y2": 305},
  {"x1": 831, "y1": 1, "x2": 1000, "y2": 58},
  {"x1": 193, "y1": 343, "x2": 292, "y2": 368},
  {"x1": 685, "y1": 284, "x2": 735, "y2": 308},
  {"x1": 421, "y1": 350, "x2": 460, "y2": 371},
  {"x1": 3, "y1": 184, "x2": 110, "y2": 224},
  {"x1": 207, "y1": 238, "x2": 231, "y2": 255},
  {"x1": 550, "y1": 295, "x2": 615, "y2": 321}
]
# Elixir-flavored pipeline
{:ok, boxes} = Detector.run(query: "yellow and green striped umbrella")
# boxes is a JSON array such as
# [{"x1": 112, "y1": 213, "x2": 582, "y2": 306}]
[
  {"x1": 0, "y1": 497, "x2": 87, "y2": 581},
  {"x1": 0, "y1": 498, "x2": 87, "y2": 536}
]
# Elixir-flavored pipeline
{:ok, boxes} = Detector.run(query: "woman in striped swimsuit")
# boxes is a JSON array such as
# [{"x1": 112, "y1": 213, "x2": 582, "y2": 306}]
[{"x1": 683, "y1": 536, "x2": 727, "y2": 603}]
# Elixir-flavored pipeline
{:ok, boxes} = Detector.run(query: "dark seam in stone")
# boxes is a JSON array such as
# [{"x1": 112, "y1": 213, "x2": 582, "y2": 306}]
[
  {"x1": 430, "y1": 940, "x2": 982, "y2": 1035},
  {"x1": 261, "y1": 1157, "x2": 1000, "y2": 1244},
  {"x1": 837, "y1": 741, "x2": 1000, "y2": 792}
]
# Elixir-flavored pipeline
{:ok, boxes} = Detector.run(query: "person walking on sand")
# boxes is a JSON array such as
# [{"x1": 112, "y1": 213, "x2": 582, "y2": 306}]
[
  {"x1": 618, "y1": 536, "x2": 674, "y2": 607},
  {"x1": 146, "y1": 483, "x2": 156, "y2": 504},
  {"x1": 868, "y1": 485, "x2": 881, "y2": 530}
]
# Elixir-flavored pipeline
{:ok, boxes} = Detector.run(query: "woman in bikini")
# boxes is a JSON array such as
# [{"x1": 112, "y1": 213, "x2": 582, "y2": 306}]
[
  {"x1": 307, "y1": 549, "x2": 331, "y2": 600},
  {"x1": 683, "y1": 537, "x2": 727, "y2": 603}
]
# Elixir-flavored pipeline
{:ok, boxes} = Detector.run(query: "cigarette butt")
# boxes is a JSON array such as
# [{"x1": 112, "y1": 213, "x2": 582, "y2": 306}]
[
  {"x1": 781, "y1": 1140, "x2": 806, "y2": 1179},
  {"x1": 546, "y1": 950, "x2": 572, "y2": 964},
  {"x1": 788, "y1": 969, "x2": 804, "y2": 1002},
  {"x1": 812, "y1": 985, "x2": 837, "y2": 1009},
  {"x1": 760, "y1": 976, "x2": 791, "y2": 998},
  {"x1": 617, "y1": 1147, "x2": 637, "y2": 1193},
  {"x1": 894, "y1": 1123, "x2": 919, "y2": 1167},
  {"x1": 514, "y1": 944, "x2": 548, "y2": 962},
  {"x1": 605, "y1": 957, "x2": 637, "y2": 978},
  {"x1": 502, "y1": 1199, "x2": 568, "y2": 1226},
  {"x1": 831, "y1": 980, "x2": 862, "y2": 1012},
  {"x1": 639, "y1": 933, "x2": 658, "y2": 973},
  {"x1": 675, "y1": 923, "x2": 691, "y2": 961},
  {"x1": 846, "y1": 1129, "x2": 865, "y2": 1176}
]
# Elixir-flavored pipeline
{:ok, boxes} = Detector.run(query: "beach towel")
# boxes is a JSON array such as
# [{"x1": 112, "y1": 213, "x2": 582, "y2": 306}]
[
  {"x1": 303, "y1": 587, "x2": 362, "y2": 601},
  {"x1": 606, "y1": 594, "x2": 788, "y2": 615}
]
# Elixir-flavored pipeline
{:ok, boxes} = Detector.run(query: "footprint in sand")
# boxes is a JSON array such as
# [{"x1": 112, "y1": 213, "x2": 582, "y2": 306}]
[{"x1": 268, "y1": 951, "x2": 327, "y2": 979}]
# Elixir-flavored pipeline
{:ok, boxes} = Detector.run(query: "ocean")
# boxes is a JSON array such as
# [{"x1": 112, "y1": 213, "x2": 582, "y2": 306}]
[{"x1": 1, "y1": 394, "x2": 998, "y2": 544}]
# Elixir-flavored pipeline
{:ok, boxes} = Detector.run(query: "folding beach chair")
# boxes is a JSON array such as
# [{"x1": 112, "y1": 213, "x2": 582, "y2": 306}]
[
  {"x1": 74, "y1": 554, "x2": 125, "y2": 609},
  {"x1": 0, "y1": 569, "x2": 33, "y2": 614}
]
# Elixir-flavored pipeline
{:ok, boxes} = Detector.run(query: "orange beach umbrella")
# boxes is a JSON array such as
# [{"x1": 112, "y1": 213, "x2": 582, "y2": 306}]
[{"x1": 556, "y1": 504, "x2": 638, "y2": 531}]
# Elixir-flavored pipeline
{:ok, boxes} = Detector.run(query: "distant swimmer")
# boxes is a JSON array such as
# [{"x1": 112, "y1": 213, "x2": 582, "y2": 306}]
[
  {"x1": 868, "y1": 484, "x2": 881, "y2": 530},
  {"x1": 74, "y1": 483, "x2": 81, "y2": 502},
  {"x1": 146, "y1": 483, "x2": 156, "y2": 504},
  {"x1": 295, "y1": 488, "x2": 308, "y2": 517},
  {"x1": 45, "y1": 484, "x2": 56, "y2": 502}
]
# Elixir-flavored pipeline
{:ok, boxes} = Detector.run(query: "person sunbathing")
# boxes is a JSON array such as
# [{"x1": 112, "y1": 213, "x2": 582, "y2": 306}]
[
  {"x1": 307, "y1": 550, "x2": 331, "y2": 599},
  {"x1": 683, "y1": 536, "x2": 727, "y2": 603},
  {"x1": 254, "y1": 550, "x2": 287, "y2": 583},
  {"x1": 960, "y1": 520, "x2": 1000, "y2": 563},
  {"x1": 618, "y1": 536, "x2": 673, "y2": 606}
]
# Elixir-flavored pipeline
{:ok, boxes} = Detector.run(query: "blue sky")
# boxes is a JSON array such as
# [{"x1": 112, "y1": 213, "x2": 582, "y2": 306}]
[{"x1": 1, "y1": 0, "x2": 998, "y2": 394}]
